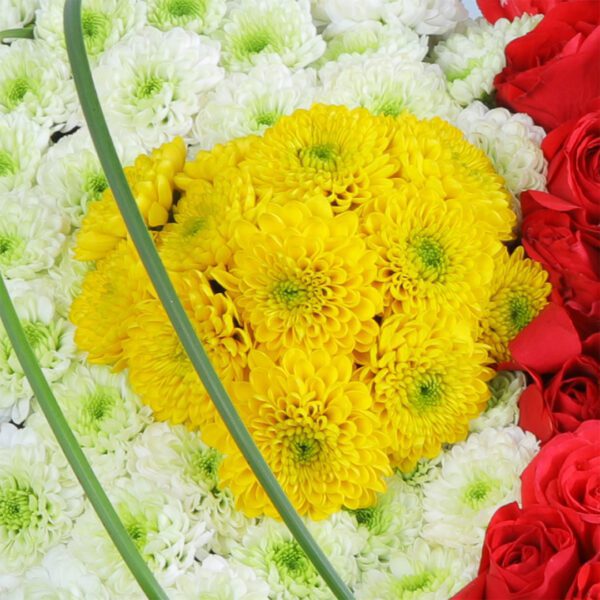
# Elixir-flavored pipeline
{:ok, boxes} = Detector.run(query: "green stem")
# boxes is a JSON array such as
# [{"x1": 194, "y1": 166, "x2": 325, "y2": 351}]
[
  {"x1": 63, "y1": 1, "x2": 354, "y2": 598},
  {"x1": 0, "y1": 277, "x2": 168, "y2": 600},
  {"x1": 0, "y1": 25, "x2": 34, "y2": 42}
]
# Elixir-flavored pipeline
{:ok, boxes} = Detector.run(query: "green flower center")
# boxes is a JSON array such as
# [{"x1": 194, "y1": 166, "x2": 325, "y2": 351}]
[
  {"x1": 271, "y1": 279, "x2": 309, "y2": 310},
  {"x1": 300, "y1": 143, "x2": 340, "y2": 170},
  {"x1": 239, "y1": 28, "x2": 274, "y2": 56},
  {"x1": 81, "y1": 10, "x2": 111, "y2": 53},
  {"x1": 135, "y1": 76, "x2": 165, "y2": 100},
  {"x1": 166, "y1": 0, "x2": 203, "y2": 18},
  {"x1": 84, "y1": 387, "x2": 117, "y2": 423},
  {"x1": 410, "y1": 235, "x2": 447, "y2": 281},
  {"x1": 395, "y1": 571, "x2": 436, "y2": 593},
  {"x1": 291, "y1": 436, "x2": 321, "y2": 464},
  {"x1": 375, "y1": 97, "x2": 404, "y2": 117},
  {"x1": 190, "y1": 447, "x2": 221, "y2": 484},
  {"x1": 5, "y1": 78, "x2": 32, "y2": 108},
  {"x1": 409, "y1": 373, "x2": 444, "y2": 411},
  {"x1": 183, "y1": 217, "x2": 208, "y2": 238},
  {"x1": 507, "y1": 293, "x2": 535, "y2": 333},
  {"x1": 22, "y1": 322, "x2": 48, "y2": 351},
  {"x1": 0, "y1": 485, "x2": 36, "y2": 532},
  {"x1": 0, "y1": 150, "x2": 17, "y2": 177},
  {"x1": 463, "y1": 478, "x2": 498, "y2": 509},
  {"x1": 83, "y1": 172, "x2": 108, "y2": 200},
  {"x1": 271, "y1": 541, "x2": 312, "y2": 581},
  {"x1": 0, "y1": 234, "x2": 20, "y2": 260},
  {"x1": 126, "y1": 521, "x2": 148, "y2": 549},
  {"x1": 254, "y1": 111, "x2": 279, "y2": 128}
]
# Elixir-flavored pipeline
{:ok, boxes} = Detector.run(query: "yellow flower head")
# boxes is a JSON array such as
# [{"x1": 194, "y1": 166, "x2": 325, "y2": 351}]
[
  {"x1": 388, "y1": 114, "x2": 515, "y2": 241},
  {"x1": 358, "y1": 311, "x2": 493, "y2": 472},
  {"x1": 204, "y1": 349, "x2": 391, "y2": 520},
  {"x1": 480, "y1": 246, "x2": 551, "y2": 363},
  {"x1": 74, "y1": 137, "x2": 186, "y2": 261},
  {"x1": 123, "y1": 270, "x2": 252, "y2": 429},
  {"x1": 242, "y1": 104, "x2": 396, "y2": 212},
  {"x1": 214, "y1": 198, "x2": 382, "y2": 361},
  {"x1": 70, "y1": 239, "x2": 151, "y2": 368},
  {"x1": 360, "y1": 190, "x2": 500, "y2": 320}
]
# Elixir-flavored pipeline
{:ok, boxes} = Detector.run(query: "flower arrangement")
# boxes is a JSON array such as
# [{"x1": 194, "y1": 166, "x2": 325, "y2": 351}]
[{"x1": 0, "y1": 0, "x2": 598, "y2": 598}]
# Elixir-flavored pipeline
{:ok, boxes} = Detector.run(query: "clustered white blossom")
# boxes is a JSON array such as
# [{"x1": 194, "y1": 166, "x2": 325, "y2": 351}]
[{"x1": 0, "y1": 0, "x2": 548, "y2": 595}]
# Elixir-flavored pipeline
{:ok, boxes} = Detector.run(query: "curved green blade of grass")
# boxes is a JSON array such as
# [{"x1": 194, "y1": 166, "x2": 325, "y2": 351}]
[
  {"x1": 0, "y1": 276, "x2": 168, "y2": 600},
  {"x1": 0, "y1": 25, "x2": 34, "y2": 42},
  {"x1": 63, "y1": 1, "x2": 354, "y2": 598}
]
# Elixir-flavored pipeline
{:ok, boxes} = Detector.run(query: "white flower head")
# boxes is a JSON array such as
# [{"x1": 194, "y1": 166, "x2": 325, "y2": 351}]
[
  {"x1": 0, "y1": 40, "x2": 77, "y2": 131},
  {"x1": 0, "y1": 424, "x2": 84, "y2": 578},
  {"x1": 70, "y1": 475, "x2": 213, "y2": 596},
  {"x1": 0, "y1": 113, "x2": 50, "y2": 192},
  {"x1": 456, "y1": 101, "x2": 547, "y2": 198},
  {"x1": 218, "y1": 0, "x2": 325, "y2": 72},
  {"x1": 421, "y1": 426, "x2": 539, "y2": 548},
  {"x1": 191, "y1": 64, "x2": 317, "y2": 150},
  {"x1": 0, "y1": 0, "x2": 38, "y2": 30},
  {"x1": 232, "y1": 515, "x2": 363, "y2": 599},
  {"x1": 470, "y1": 370, "x2": 527, "y2": 432},
  {"x1": 147, "y1": 0, "x2": 226, "y2": 34},
  {"x1": 357, "y1": 539, "x2": 475, "y2": 599},
  {"x1": 311, "y1": 0, "x2": 386, "y2": 25},
  {"x1": 0, "y1": 279, "x2": 75, "y2": 423},
  {"x1": 93, "y1": 27, "x2": 223, "y2": 149},
  {"x1": 320, "y1": 19, "x2": 427, "y2": 65},
  {"x1": 34, "y1": 0, "x2": 147, "y2": 63},
  {"x1": 0, "y1": 191, "x2": 68, "y2": 280},
  {"x1": 383, "y1": 0, "x2": 468, "y2": 35},
  {"x1": 398, "y1": 454, "x2": 442, "y2": 488},
  {"x1": 5, "y1": 544, "x2": 109, "y2": 600},
  {"x1": 318, "y1": 55, "x2": 459, "y2": 121}
]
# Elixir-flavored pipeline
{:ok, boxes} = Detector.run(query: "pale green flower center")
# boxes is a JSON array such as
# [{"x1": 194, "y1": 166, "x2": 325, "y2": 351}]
[
  {"x1": 375, "y1": 97, "x2": 404, "y2": 117},
  {"x1": 300, "y1": 143, "x2": 340, "y2": 170},
  {"x1": 0, "y1": 233, "x2": 23, "y2": 264},
  {"x1": 253, "y1": 110, "x2": 280, "y2": 128},
  {"x1": 0, "y1": 150, "x2": 17, "y2": 177},
  {"x1": 409, "y1": 234, "x2": 447, "y2": 281},
  {"x1": 166, "y1": 0, "x2": 204, "y2": 18},
  {"x1": 394, "y1": 570, "x2": 441, "y2": 594},
  {"x1": 84, "y1": 387, "x2": 117, "y2": 424},
  {"x1": 120, "y1": 507, "x2": 157, "y2": 554},
  {"x1": 272, "y1": 279, "x2": 309, "y2": 310},
  {"x1": 135, "y1": 76, "x2": 165, "y2": 99},
  {"x1": 325, "y1": 32, "x2": 378, "y2": 62},
  {"x1": 83, "y1": 172, "x2": 108, "y2": 200},
  {"x1": 81, "y1": 9, "x2": 111, "y2": 54},
  {"x1": 189, "y1": 447, "x2": 220, "y2": 485},
  {"x1": 409, "y1": 372, "x2": 444, "y2": 411},
  {"x1": 5, "y1": 77, "x2": 33, "y2": 109},
  {"x1": 463, "y1": 477, "x2": 499, "y2": 509},
  {"x1": 446, "y1": 58, "x2": 481, "y2": 83},
  {"x1": 0, "y1": 484, "x2": 36, "y2": 532},
  {"x1": 22, "y1": 322, "x2": 49, "y2": 351},
  {"x1": 240, "y1": 29, "x2": 274, "y2": 56},
  {"x1": 270, "y1": 540, "x2": 313, "y2": 582},
  {"x1": 507, "y1": 293, "x2": 535, "y2": 333}
]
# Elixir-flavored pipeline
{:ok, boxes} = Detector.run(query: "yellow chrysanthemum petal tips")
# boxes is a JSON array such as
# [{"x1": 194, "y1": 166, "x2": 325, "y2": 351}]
[
  {"x1": 123, "y1": 270, "x2": 252, "y2": 429},
  {"x1": 213, "y1": 199, "x2": 383, "y2": 361},
  {"x1": 204, "y1": 349, "x2": 391, "y2": 520},
  {"x1": 70, "y1": 240, "x2": 151, "y2": 368},
  {"x1": 358, "y1": 311, "x2": 493, "y2": 473},
  {"x1": 74, "y1": 137, "x2": 186, "y2": 260},
  {"x1": 242, "y1": 104, "x2": 396, "y2": 212},
  {"x1": 480, "y1": 246, "x2": 551, "y2": 363},
  {"x1": 388, "y1": 114, "x2": 515, "y2": 241}
]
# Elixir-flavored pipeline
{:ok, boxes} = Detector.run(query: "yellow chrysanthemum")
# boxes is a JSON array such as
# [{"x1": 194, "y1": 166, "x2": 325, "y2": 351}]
[
  {"x1": 388, "y1": 114, "x2": 515, "y2": 241},
  {"x1": 160, "y1": 166, "x2": 262, "y2": 276},
  {"x1": 214, "y1": 199, "x2": 382, "y2": 361},
  {"x1": 358, "y1": 311, "x2": 493, "y2": 472},
  {"x1": 480, "y1": 246, "x2": 551, "y2": 363},
  {"x1": 204, "y1": 349, "x2": 391, "y2": 520},
  {"x1": 360, "y1": 189, "x2": 500, "y2": 321},
  {"x1": 242, "y1": 104, "x2": 396, "y2": 212},
  {"x1": 123, "y1": 270, "x2": 252, "y2": 428},
  {"x1": 70, "y1": 240, "x2": 151, "y2": 368},
  {"x1": 74, "y1": 137, "x2": 186, "y2": 261}
]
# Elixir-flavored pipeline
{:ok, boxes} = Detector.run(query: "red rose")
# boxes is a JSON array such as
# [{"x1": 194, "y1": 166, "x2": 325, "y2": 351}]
[
  {"x1": 543, "y1": 107, "x2": 600, "y2": 226},
  {"x1": 452, "y1": 502, "x2": 584, "y2": 599},
  {"x1": 494, "y1": 1, "x2": 600, "y2": 131},
  {"x1": 477, "y1": 0, "x2": 566, "y2": 23},
  {"x1": 521, "y1": 422, "x2": 600, "y2": 535},
  {"x1": 565, "y1": 553, "x2": 600, "y2": 599}
]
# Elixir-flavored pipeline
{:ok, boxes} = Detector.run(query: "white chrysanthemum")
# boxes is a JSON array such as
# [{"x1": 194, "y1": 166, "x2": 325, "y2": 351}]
[
  {"x1": 0, "y1": 40, "x2": 77, "y2": 131},
  {"x1": 147, "y1": 0, "x2": 226, "y2": 33},
  {"x1": 36, "y1": 128, "x2": 142, "y2": 227},
  {"x1": 27, "y1": 364, "x2": 152, "y2": 481},
  {"x1": 5, "y1": 544, "x2": 109, "y2": 600},
  {"x1": 168, "y1": 555, "x2": 270, "y2": 600},
  {"x1": 218, "y1": 0, "x2": 325, "y2": 72},
  {"x1": 232, "y1": 516, "x2": 364, "y2": 599},
  {"x1": 93, "y1": 27, "x2": 223, "y2": 148},
  {"x1": 432, "y1": 15, "x2": 543, "y2": 106},
  {"x1": 0, "y1": 424, "x2": 84, "y2": 579},
  {"x1": 357, "y1": 539, "x2": 475, "y2": 599},
  {"x1": 470, "y1": 370, "x2": 527, "y2": 433},
  {"x1": 0, "y1": 192, "x2": 68, "y2": 280},
  {"x1": 318, "y1": 56, "x2": 459, "y2": 121},
  {"x1": 311, "y1": 0, "x2": 385, "y2": 25},
  {"x1": 0, "y1": 0, "x2": 38, "y2": 30},
  {"x1": 320, "y1": 19, "x2": 427, "y2": 65},
  {"x1": 0, "y1": 279, "x2": 75, "y2": 423},
  {"x1": 456, "y1": 101, "x2": 547, "y2": 197},
  {"x1": 383, "y1": 0, "x2": 468, "y2": 35},
  {"x1": 0, "y1": 113, "x2": 50, "y2": 192},
  {"x1": 421, "y1": 426, "x2": 539, "y2": 548},
  {"x1": 70, "y1": 475, "x2": 213, "y2": 597},
  {"x1": 191, "y1": 64, "x2": 316, "y2": 150},
  {"x1": 350, "y1": 477, "x2": 424, "y2": 572},
  {"x1": 128, "y1": 421, "x2": 252, "y2": 555},
  {"x1": 34, "y1": 0, "x2": 146, "y2": 63}
]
